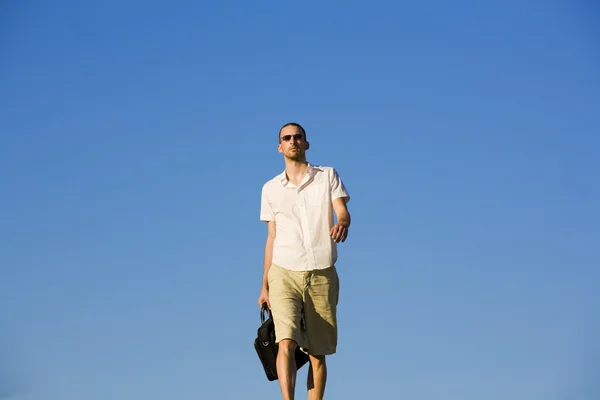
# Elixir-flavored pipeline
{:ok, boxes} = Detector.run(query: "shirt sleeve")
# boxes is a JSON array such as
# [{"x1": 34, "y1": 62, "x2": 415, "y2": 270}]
[
  {"x1": 260, "y1": 184, "x2": 276, "y2": 221},
  {"x1": 330, "y1": 168, "x2": 350, "y2": 203}
]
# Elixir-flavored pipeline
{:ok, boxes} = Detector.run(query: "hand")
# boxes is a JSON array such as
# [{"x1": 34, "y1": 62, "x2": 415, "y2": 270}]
[
  {"x1": 330, "y1": 222, "x2": 349, "y2": 243},
  {"x1": 257, "y1": 287, "x2": 270, "y2": 309}
]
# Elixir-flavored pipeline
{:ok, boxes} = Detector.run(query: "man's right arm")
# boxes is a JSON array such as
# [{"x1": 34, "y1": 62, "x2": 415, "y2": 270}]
[{"x1": 258, "y1": 220, "x2": 276, "y2": 308}]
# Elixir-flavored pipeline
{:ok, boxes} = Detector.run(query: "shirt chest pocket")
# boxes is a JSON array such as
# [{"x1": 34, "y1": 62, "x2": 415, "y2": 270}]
[{"x1": 302, "y1": 184, "x2": 329, "y2": 206}]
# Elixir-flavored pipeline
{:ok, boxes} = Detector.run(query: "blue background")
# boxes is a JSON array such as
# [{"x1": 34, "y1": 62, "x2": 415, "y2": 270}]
[{"x1": 1, "y1": 1, "x2": 599, "y2": 399}]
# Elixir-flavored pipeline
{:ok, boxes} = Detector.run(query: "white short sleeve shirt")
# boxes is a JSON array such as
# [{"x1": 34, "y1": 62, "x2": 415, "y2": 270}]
[{"x1": 260, "y1": 163, "x2": 350, "y2": 271}]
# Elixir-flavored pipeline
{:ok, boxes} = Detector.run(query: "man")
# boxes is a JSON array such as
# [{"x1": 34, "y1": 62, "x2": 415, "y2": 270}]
[{"x1": 258, "y1": 122, "x2": 351, "y2": 400}]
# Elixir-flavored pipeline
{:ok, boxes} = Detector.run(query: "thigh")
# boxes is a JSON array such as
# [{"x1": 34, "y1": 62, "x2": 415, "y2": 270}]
[
  {"x1": 268, "y1": 264, "x2": 305, "y2": 346},
  {"x1": 303, "y1": 266, "x2": 339, "y2": 355}
]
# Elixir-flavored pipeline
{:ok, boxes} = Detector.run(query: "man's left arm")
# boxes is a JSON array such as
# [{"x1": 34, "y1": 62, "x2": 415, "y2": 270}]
[
  {"x1": 329, "y1": 168, "x2": 351, "y2": 243},
  {"x1": 330, "y1": 197, "x2": 351, "y2": 243}
]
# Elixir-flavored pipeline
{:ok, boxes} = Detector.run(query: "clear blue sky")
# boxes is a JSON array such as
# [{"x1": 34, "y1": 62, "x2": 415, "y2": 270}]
[{"x1": 1, "y1": 1, "x2": 599, "y2": 399}]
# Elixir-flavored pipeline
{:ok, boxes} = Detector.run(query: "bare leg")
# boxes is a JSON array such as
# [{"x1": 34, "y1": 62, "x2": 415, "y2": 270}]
[
  {"x1": 277, "y1": 339, "x2": 298, "y2": 400},
  {"x1": 307, "y1": 355, "x2": 327, "y2": 400}
]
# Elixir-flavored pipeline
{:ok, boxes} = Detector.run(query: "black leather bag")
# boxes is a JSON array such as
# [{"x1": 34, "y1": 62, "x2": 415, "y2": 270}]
[{"x1": 254, "y1": 303, "x2": 310, "y2": 381}]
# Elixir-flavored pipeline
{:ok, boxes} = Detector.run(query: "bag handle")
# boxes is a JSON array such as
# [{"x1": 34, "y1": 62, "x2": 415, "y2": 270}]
[{"x1": 260, "y1": 302, "x2": 272, "y2": 323}]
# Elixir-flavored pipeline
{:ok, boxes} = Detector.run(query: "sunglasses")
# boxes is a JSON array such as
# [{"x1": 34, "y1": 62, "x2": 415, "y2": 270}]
[{"x1": 280, "y1": 134, "x2": 305, "y2": 142}]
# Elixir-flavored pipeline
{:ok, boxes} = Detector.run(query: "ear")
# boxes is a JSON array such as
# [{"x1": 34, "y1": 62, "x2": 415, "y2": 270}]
[
  {"x1": 305, "y1": 141, "x2": 310, "y2": 150},
  {"x1": 278, "y1": 143, "x2": 283, "y2": 153}
]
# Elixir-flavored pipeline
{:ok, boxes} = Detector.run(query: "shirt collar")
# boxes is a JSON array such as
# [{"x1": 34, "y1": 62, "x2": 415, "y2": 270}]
[{"x1": 278, "y1": 162, "x2": 322, "y2": 186}]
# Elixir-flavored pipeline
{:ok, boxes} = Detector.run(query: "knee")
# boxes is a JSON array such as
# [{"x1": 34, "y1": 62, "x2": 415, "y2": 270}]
[
  {"x1": 278, "y1": 339, "x2": 297, "y2": 355},
  {"x1": 309, "y1": 354, "x2": 326, "y2": 368}
]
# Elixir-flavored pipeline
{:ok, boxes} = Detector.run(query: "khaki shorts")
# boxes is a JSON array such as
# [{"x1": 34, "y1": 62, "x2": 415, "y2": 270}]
[{"x1": 268, "y1": 263, "x2": 340, "y2": 356}]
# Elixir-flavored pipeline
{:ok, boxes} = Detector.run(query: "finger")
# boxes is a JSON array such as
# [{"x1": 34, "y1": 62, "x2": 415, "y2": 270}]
[
  {"x1": 331, "y1": 227, "x2": 338, "y2": 238},
  {"x1": 336, "y1": 227, "x2": 346, "y2": 243},
  {"x1": 341, "y1": 229, "x2": 348, "y2": 242},
  {"x1": 336, "y1": 226, "x2": 344, "y2": 242},
  {"x1": 332, "y1": 228, "x2": 339, "y2": 242}
]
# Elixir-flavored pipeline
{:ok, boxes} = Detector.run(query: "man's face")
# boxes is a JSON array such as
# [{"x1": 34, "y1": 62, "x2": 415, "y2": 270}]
[{"x1": 278, "y1": 126, "x2": 309, "y2": 160}]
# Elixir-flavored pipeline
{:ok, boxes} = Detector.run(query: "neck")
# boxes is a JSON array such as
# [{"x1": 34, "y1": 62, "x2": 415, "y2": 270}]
[{"x1": 284, "y1": 158, "x2": 308, "y2": 183}]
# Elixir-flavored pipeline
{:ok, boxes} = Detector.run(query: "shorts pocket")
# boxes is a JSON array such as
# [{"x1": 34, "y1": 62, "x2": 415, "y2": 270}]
[{"x1": 309, "y1": 270, "x2": 338, "y2": 303}]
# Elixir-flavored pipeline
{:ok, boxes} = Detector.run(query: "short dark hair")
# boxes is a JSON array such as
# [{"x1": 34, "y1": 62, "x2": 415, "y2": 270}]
[{"x1": 278, "y1": 122, "x2": 306, "y2": 142}]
